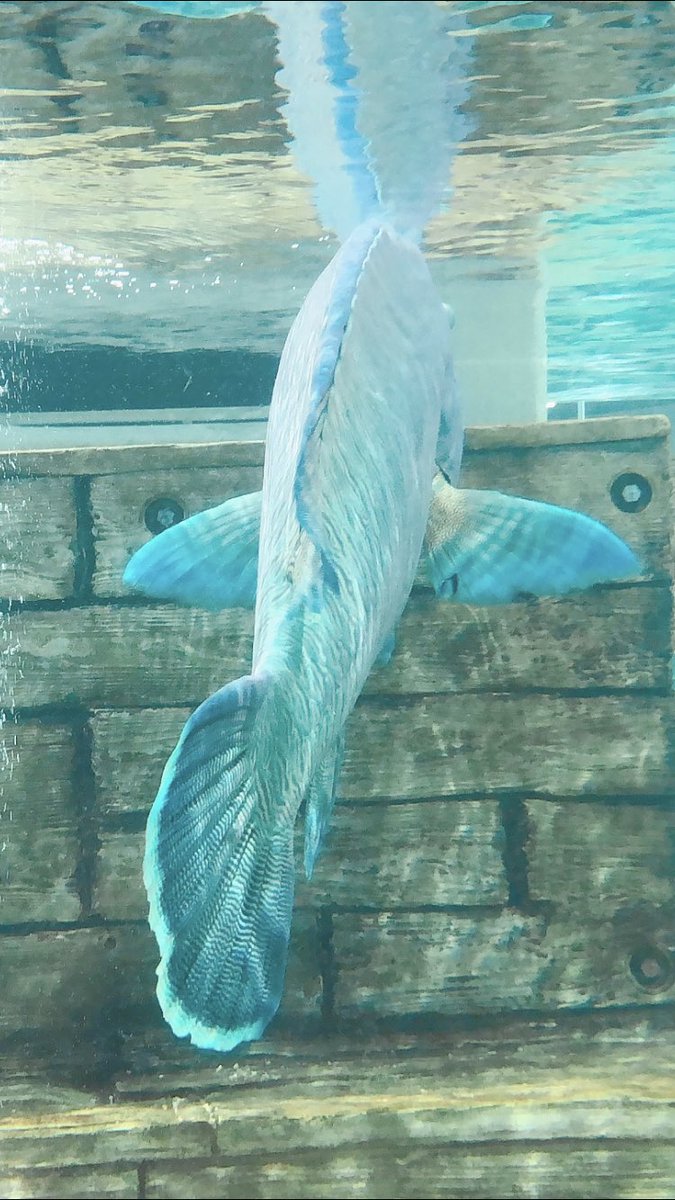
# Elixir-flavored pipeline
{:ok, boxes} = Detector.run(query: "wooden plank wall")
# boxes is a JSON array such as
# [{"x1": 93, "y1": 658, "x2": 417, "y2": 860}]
[{"x1": 0, "y1": 414, "x2": 674, "y2": 1080}]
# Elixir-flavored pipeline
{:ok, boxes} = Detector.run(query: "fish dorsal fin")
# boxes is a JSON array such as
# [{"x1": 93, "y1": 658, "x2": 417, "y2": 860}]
[
  {"x1": 285, "y1": 221, "x2": 380, "y2": 611},
  {"x1": 304, "y1": 733, "x2": 345, "y2": 879},
  {"x1": 425, "y1": 478, "x2": 640, "y2": 604},
  {"x1": 123, "y1": 491, "x2": 261, "y2": 610}
]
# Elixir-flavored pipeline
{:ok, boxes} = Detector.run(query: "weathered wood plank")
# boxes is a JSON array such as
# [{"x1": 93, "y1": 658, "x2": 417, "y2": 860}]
[
  {"x1": 144, "y1": 1141, "x2": 675, "y2": 1200},
  {"x1": 91, "y1": 464, "x2": 263, "y2": 597},
  {"x1": 0, "y1": 1104, "x2": 214, "y2": 1171},
  {"x1": 111, "y1": 1009, "x2": 675, "y2": 1099},
  {"x1": 91, "y1": 695, "x2": 675, "y2": 820},
  {"x1": 0, "y1": 416, "x2": 667, "y2": 608},
  {"x1": 99, "y1": 422, "x2": 669, "y2": 597},
  {"x1": 331, "y1": 909, "x2": 675, "y2": 1019},
  {"x1": 298, "y1": 800, "x2": 507, "y2": 909},
  {"x1": 0, "y1": 439, "x2": 267, "y2": 479},
  {"x1": 92, "y1": 709, "x2": 186, "y2": 818},
  {"x1": 0, "y1": 1165, "x2": 138, "y2": 1199},
  {"x1": 5, "y1": 1053, "x2": 675, "y2": 1172},
  {"x1": 95, "y1": 800, "x2": 506, "y2": 921},
  {"x1": 339, "y1": 694, "x2": 675, "y2": 801},
  {"x1": 6, "y1": 584, "x2": 671, "y2": 710},
  {"x1": 0, "y1": 722, "x2": 79, "y2": 923},
  {"x1": 0, "y1": 925, "x2": 149, "y2": 1039},
  {"x1": 95, "y1": 831, "x2": 146, "y2": 921},
  {"x1": 0, "y1": 916, "x2": 321, "y2": 1042},
  {"x1": 0, "y1": 415, "x2": 666, "y2": 478},
  {"x1": 0, "y1": 1083, "x2": 98, "y2": 1121},
  {"x1": 0, "y1": 476, "x2": 76, "y2": 601},
  {"x1": 467, "y1": 414, "x2": 670, "y2": 449},
  {"x1": 3, "y1": 606, "x2": 254, "y2": 711},
  {"x1": 526, "y1": 798, "x2": 675, "y2": 914},
  {"x1": 377, "y1": 586, "x2": 672, "y2": 695}
]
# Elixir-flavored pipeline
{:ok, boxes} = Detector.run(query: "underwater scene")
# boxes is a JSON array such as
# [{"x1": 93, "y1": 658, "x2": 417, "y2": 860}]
[{"x1": 1, "y1": 2, "x2": 674, "y2": 1198}]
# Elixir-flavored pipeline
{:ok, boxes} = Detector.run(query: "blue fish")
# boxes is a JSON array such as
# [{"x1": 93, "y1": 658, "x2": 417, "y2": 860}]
[
  {"x1": 123, "y1": 2, "x2": 639, "y2": 1052},
  {"x1": 126, "y1": 223, "x2": 638, "y2": 1053}
]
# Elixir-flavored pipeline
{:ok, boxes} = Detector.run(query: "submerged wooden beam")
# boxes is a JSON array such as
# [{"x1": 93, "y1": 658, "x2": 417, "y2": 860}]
[
  {"x1": 4, "y1": 584, "x2": 672, "y2": 711},
  {"x1": 0, "y1": 413, "x2": 673, "y2": 1196},
  {"x1": 2, "y1": 1020, "x2": 675, "y2": 1198}
]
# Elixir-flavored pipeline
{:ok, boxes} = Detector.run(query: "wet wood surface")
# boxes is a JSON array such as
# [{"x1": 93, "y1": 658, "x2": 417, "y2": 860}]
[
  {"x1": 0, "y1": 414, "x2": 673, "y2": 1197},
  {"x1": 0, "y1": 913, "x2": 322, "y2": 1046},
  {"x1": 0, "y1": 476, "x2": 77, "y2": 601},
  {"x1": 91, "y1": 694, "x2": 675, "y2": 810},
  {"x1": 3, "y1": 584, "x2": 672, "y2": 711},
  {"x1": 3, "y1": 1018, "x2": 675, "y2": 1198},
  {"x1": 90, "y1": 463, "x2": 262, "y2": 597},
  {"x1": 0, "y1": 722, "x2": 79, "y2": 923}
]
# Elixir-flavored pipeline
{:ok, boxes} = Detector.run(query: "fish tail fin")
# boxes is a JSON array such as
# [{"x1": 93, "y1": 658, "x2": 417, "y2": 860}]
[
  {"x1": 144, "y1": 671, "x2": 295, "y2": 1052},
  {"x1": 264, "y1": 1, "x2": 471, "y2": 241}
]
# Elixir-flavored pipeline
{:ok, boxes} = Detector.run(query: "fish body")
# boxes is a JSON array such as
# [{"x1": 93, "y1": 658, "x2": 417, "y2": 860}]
[
  {"x1": 253, "y1": 220, "x2": 453, "y2": 747},
  {"x1": 142, "y1": 220, "x2": 456, "y2": 1051},
  {"x1": 124, "y1": 0, "x2": 640, "y2": 1054}
]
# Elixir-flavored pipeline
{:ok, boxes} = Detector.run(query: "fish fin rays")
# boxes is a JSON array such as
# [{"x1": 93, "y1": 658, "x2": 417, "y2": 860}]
[
  {"x1": 425, "y1": 482, "x2": 640, "y2": 605},
  {"x1": 293, "y1": 365, "x2": 341, "y2": 613},
  {"x1": 291, "y1": 224, "x2": 381, "y2": 612},
  {"x1": 144, "y1": 672, "x2": 295, "y2": 1052},
  {"x1": 304, "y1": 733, "x2": 345, "y2": 880},
  {"x1": 123, "y1": 491, "x2": 261, "y2": 610}
]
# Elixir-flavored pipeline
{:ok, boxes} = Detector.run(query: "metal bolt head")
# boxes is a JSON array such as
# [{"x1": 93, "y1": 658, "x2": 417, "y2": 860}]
[
  {"x1": 144, "y1": 497, "x2": 185, "y2": 535},
  {"x1": 629, "y1": 942, "x2": 674, "y2": 992},
  {"x1": 610, "y1": 472, "x2": 652, "y2": 514}
]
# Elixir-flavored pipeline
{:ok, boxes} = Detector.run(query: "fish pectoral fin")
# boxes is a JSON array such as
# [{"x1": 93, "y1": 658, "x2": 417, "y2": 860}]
[
  {"x1": 145, "y1": 670, "x2": 295, "y2": 1052},
  {"x1": 425, "y1": 482, "x2": 640, "y2": 605},
  {"x1": 304, "y1": 733, "x2": 345, "y2": 879},
  {"x1": 123, "y1": 491, "x2": 261, "y2": 610}
]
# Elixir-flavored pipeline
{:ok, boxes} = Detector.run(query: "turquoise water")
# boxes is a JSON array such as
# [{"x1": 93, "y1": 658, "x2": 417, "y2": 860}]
[{"x1": 1, "y1": 0, "x2": 675, "y2": 430}]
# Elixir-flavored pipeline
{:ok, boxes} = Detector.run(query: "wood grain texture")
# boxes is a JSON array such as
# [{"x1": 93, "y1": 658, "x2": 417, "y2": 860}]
[
  {"x1": 377, "y1": 585, "x2": 673, "y2": 695},
  {"x1": 339, "y1": 693, "x2": 675, "y2": 801},
  {"x1": 0, "y1": 439, "x2": 266, "y2": 479},
  {"x1": 0, "y1": 476, "x2": 76, "y2": 601},
  {"x1": 6, "y1": 584, "x2": 671, "y2": 710},
  {"x1": 4, "y1": 1051, "x2": 675, "y2": 1171},
  {"x1": 0, "y1": 915, "x2": 321, "y2": 1042},
  {"x1": 92, "y1": 709, "x2": 186, "y2": 818},
  {"x1": 296, "y1": 800, "x2": 507, "y2": 909},
  {"x1": 91, "y1": 695, "x2": 675, "y2": 820},
  {"x1": 95, "y1": 800, "x2": 507, "y2": 921},
  {"x1": 526, "y1": 798, "x2": 675, "y2": 914},
  {"x1": 144, "y1": 1141, "x2": 675, "y2": 1200},
  {"x1": 0, "y1": 1165, "x2": 138, "y2": 1199},
  {"x1": 331, "y1": 909, "x2": 675, "y2": 1018},
  {"x1": 91, "y1": 464, "x2": 263, "y2": 596},
  {"x1": 0, "y1": 925, "x2": 150, "y2": 1039},
  {"x1": 466, "y1": 414, "x2": 670, "y2": 449},
  {"x1": 111, "y1": 1009, "x2": 675, "y2": 1099},
  {"x1": 4, "y1": 605, "x2": 254, "y2": 710},
  {"x1": 0, "y1": 415, "x2": 666, "y2": 477},
  {"x1": 5, "y1": 1013, "x2": 675, "y2": 1193},
  {"x1": 0, "y1": 722, "x2": 79, "y2": 923}
]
